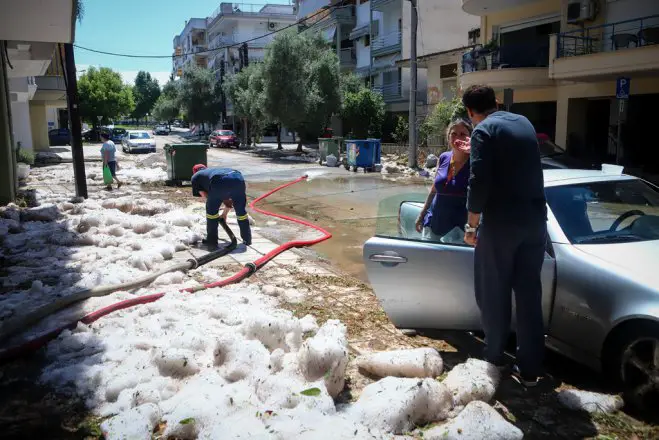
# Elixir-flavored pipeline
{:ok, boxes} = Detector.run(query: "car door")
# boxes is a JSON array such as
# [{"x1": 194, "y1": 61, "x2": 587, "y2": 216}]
[{"x1": 363, "y1": 235, "x2": 555, "y2": 331}]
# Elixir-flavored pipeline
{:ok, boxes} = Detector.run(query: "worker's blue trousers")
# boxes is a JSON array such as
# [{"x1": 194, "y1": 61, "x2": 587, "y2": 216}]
[
  {"x1": 205, "y1": 171, "x2": 251, "y2": 246},
  {"x1": 474, "y1": 218, "x2": 546, "y2": 377}
]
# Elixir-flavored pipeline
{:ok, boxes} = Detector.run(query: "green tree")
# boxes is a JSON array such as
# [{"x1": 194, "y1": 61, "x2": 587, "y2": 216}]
[
  {"x1": 263, "y1": 31, "x2": 340, "y2": 152},
  {"x1": 419, "y1": 96, "x2": 466, "y2": 146},
  {"x1": 224, "y1": 63, "x2": 269, "y2": 147},
  {"x1": 78, "y1": 67, "x2": 135, "y2": 126},
  {"x1": 392, "y1": 115, "x2": 409, "y2": 144},
  {"x1": 178, "y1": 66, "x2": 223, "y2": 130},
  {"x1": 340, "y1": 87, "x2": 385, "y2": 139},
  {"x1": 131, "y1": 71, "x2": 161, "y2": 123},
  {"x1": 152, "y1": 79, "x2": 180, "y2": 123}
]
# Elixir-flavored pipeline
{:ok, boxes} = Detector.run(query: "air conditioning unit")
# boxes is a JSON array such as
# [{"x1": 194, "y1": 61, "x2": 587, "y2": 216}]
[
  {"x1": 268, "y1": 22, "x2": 276, "y2": 30},
  {"x1": 567, "y1": 0, "x2": 595, "y2": 23}
]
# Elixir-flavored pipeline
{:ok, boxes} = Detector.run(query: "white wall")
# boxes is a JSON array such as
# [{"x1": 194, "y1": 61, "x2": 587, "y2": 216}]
[
  {"x1": 402, "y1": 0, "x2": 479, "y2": 58},
  {"x1": 604, "y1": 0, "x2": 659, "y2": 24},
  {"x1": 46, "y1": 106, "x2": 60, "y2": 130},
  {"x1": 10, "y1": 101, "x2": 34, "y2": 151},
  {"x1": 380, "y1": 2, "x2": 401, "y2": 36}
]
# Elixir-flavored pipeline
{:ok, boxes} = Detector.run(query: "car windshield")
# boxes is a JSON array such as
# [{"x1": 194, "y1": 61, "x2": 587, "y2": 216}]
[
  {"x1": 219, "y1": 130, "x2": 234, "y2": 136},
  {"x1": 537, "y1": 135, "x2": 565, "y2": 157},
  {"x1": 113, "y1": 129, "x2": 126, "y2": 135},
  {"x1": 546, "y1": 179, "x2": 659, "y2": 244},
  {"x1": 129, "y1": 132, "x2": 151, "y2": 140}
]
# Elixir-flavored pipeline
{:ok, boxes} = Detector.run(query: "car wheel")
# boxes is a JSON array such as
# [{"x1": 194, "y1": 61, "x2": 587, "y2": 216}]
[
  {"x1": 605, "y1": 321, "x2": 659, "y2": 412},
  {"x1": 123, "y1": 147, "x2": 127, "y2": 153}
]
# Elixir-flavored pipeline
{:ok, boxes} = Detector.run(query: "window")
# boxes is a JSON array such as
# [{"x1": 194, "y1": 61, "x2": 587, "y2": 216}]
[
  {"x1": 439, "y1": 63, "x2": 458, "y2": 79},
  {"x1": 129, "y1": 132, "x2": 151, "y2": 140},
  {"x1": 546, "y1": 179, "x2": 659, "y2": 244}
]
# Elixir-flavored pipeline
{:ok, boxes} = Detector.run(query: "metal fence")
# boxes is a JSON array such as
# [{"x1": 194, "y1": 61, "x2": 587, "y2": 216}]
[{"x1": 557, "y1": 14, "x2": 659, "y2": 58}]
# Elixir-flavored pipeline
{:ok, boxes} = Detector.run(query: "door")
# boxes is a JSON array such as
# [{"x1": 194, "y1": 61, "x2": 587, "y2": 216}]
[{"x1": 364, "y1": 236, "x2": 555, "y2": 331}]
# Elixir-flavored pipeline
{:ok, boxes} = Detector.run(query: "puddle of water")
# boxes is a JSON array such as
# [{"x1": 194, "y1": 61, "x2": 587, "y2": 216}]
[{"x1": 248, "y1": 174, "x2": 429, "y2": 281}]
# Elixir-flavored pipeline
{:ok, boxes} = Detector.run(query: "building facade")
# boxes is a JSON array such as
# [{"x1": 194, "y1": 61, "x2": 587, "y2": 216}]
[
  {"x1": 297, "y1": 0, "x2": 478, "y2": 123},
  {"x1": 1, "y1": 0, "x2": 75, "y2": 204},
  {"x1": 460, "y1": 0, "x2": 659, "y2": 179},
  {"x1": 172, "y1": 17, "x2": 209, "y2": 77}
]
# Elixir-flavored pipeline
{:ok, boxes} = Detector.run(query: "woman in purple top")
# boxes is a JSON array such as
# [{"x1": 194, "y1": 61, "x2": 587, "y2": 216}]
[{"x1": 415, "y1": 119, "x2": 473, "y2": 243}]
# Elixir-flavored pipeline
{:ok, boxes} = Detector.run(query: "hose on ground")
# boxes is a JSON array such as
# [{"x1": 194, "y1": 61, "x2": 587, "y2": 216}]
[{"x1": 0, "y1": 175, "x2": 331, "y2": 362}]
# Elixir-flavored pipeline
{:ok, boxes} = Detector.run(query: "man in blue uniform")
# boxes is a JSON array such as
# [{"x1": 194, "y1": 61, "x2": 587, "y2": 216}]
[{"x1": 191, "y1": 164, "x2": 252, "y2": 249}]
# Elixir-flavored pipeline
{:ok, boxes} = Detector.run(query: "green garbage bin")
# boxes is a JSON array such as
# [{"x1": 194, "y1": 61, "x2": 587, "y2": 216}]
[
  {"x1": 164, "y1": 143, "x2": 209, "y2": 186},
  {"x1": 318, "y1": 137, "x2": 343, "y2": 164}
]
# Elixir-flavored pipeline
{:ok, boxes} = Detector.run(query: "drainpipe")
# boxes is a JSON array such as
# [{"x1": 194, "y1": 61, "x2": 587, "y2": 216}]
[{"x1": 0, "y1": 41, "x2": 17, "y2": 205}]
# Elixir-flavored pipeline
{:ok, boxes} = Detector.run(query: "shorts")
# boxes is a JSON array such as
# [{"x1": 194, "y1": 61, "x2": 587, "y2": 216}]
[{"x1": 107, "y1": 161, "x2": 117, "y2": 177}]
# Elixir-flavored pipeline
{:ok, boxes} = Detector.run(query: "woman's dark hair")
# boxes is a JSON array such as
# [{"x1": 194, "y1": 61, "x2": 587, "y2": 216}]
[
  {"x1": 462, "y1": 85, "x2": 497, "y2": 114},
  {"x1": 100, "y1": 132, "x2": 110, "y2": 141}
]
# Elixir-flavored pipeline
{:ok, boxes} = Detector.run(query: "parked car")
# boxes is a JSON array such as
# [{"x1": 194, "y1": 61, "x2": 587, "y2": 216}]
[
  {"x1": 365, "y1": 169, "x2": 659, "y2": 410},
  {"x1": 110, "y1": 128, "x2": 127, "y2": 144},
  {"x1": 82, "y1": 127, "x2": 110, "y2": 143},
  {"x1": 154, "y1": 125, "x2": 170, "y2": 135},
  {"x1": 209, "y1": 130, "x2": 240, "y2": 148},
  {"x1": 48, "y1": 128, "x2": 70, "y2": 146},
  {"x1": 122, "y1": 130, "x2": 156, "y2": 153}
]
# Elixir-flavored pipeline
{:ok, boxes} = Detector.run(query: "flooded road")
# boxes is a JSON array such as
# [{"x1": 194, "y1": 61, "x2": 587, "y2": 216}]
[{"x1": 246, "y1": 171, "x2": 430, "y2": 281}]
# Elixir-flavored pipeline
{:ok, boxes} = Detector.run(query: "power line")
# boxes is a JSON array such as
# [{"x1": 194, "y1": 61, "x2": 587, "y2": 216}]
[{"x1": 73, "y1": 3, "x2": 348, "y2": 60}]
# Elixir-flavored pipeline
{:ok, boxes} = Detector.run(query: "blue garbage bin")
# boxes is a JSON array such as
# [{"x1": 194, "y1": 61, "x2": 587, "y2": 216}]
[{"x1": 344, "y1": 139, "x2": 381, "y2": 172}]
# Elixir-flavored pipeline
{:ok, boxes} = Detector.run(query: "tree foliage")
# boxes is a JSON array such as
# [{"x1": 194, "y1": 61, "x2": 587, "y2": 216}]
[
  {"x1": 131, "y1": 71, "x2": 161, "y2": 121},
  {"x1": 78, "y1": 67, "x2": 134, "y2": 125},
  {"x1": 151, "y1": 80, "x2": 180, "y2": 123},
  {"x1": 223, "y1": 63, "x2": 268, "y2": 146},
  {"x1": 340, "y1": 79, "x2": 385, "y2": 139},
  {"x1": 178, "y1": 66, "x2": 223, "y2": 127},
  {"x1": 262, "y1": 31, "x2": 340, "y2": 152},
  {"x1": 392, "y1": 115, "x2": 409, "y2": 144},
  {"x1": 419, "y1": 96, "x2": 467, "y2": 146}
]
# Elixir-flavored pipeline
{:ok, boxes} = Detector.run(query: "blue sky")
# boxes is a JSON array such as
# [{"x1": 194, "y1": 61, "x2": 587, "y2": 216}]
[{"x1": 74, "y1": 0, "x2": 289, "y2": 86}]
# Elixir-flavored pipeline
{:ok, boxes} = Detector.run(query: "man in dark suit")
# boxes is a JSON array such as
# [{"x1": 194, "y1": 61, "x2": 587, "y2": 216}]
[{"x1": 462, "y1": 85, "x2": 547, "y2": 387}]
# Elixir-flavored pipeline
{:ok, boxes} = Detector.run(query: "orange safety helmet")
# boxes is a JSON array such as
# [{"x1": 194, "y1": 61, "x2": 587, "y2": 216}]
[{"x1": 192, "y1": 164, "x2": 207, "y2": 174}]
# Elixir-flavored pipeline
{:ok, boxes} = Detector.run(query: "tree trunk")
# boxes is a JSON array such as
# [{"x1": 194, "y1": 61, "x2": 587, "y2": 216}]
[
  {"x1": 276, "y1": 123, "x2": 282, "y2": 150},
  {"x1": 296, "y1": 138, "x2": 303, "y2": 153}
]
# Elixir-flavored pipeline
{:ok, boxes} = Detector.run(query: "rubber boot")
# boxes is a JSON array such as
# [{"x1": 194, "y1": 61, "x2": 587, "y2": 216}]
[
  {"x1": 205, "y1": 218, "x2": 219, "y2": 250},
  {"x1": 238, "y1": 218, "x2": 252, "y2": 246}
]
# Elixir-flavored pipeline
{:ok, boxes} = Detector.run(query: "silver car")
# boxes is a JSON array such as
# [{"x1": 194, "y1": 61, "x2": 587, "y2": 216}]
[{"x1": 364, "y1": 169, "x2": 659, "y2": 410}]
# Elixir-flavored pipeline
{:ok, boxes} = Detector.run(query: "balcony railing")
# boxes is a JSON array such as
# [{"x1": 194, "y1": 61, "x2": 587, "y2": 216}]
[
  {"x1": 372, "y1": 0, "x2": 400, "y2": 12},
  {"x1": 557, "y1": 14, "x2": 659, "y2": 58},
  {"x1": 210, "y1": 2, "x2": 294, "y2": 23},
  {"x1": 211, "y1": 33, "x2": 274, "y2": 49},
  {"x1": 371, "y1": 31, "x2": 401, "y2": 57},
  {"x1": 372, "y1": 81, "x2": 426, "y2": 103},
  {"x1": 461, "y1": 41, "x2": 550, "y2": 72},
  {"x1": 339, "y1": 48, "x2": 356, "y2": 66}
]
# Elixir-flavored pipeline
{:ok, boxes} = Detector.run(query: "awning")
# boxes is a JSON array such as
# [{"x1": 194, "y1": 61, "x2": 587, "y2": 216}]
[
  {"x1": 322, "y1": 25, "x2": 337, "y2": 43},
  {"x1": 371, "y1": 53, "x2": 402, "y2": 73},
  {"x1": 349, "y1": 24, "x2": 369, "y2": 40}
]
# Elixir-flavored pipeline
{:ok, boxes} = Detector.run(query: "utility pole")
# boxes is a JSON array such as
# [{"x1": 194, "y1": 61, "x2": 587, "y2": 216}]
[
  {"x1": 408, "y1": 0, "x2": 418, "y2": 168},
  {"x1": 62, "y1": 43, "x2": 88, "y2": 199}
]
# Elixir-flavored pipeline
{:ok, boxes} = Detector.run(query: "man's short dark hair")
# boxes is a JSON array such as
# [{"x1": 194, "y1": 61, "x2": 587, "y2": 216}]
[{"x1": 462, "y1": 85, "x2": 497, "y2": 114}]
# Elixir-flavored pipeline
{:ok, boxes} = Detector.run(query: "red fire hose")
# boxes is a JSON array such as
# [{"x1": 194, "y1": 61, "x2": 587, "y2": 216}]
[{"x1": 0, "y1": 175, "x2": 331, "y2": 362}]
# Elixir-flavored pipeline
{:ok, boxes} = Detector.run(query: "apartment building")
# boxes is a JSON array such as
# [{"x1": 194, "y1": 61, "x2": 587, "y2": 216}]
[
  {"x1": 172, "y1": 18, "x2": 209, "y2": 77},
  {"x1": 460, "y1": 0, "x2": 659, "y2": 177},
  {"x1": 298, "y1": 1, "x2": 478, "y2": 120},
  {"x1": 206, "y1": 3, "x2": 296, "y2": 73}
]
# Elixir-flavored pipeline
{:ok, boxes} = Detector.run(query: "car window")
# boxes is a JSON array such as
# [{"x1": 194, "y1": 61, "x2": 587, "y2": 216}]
[
  {"x1": 546, "y1": 179, "x2": 659, "y2": 244},
  {"x1": 219, "y1": 130, "x2": 234, "y2": 136},
  {"x1": 113, "y1": 129, "x2": 127, "y2": 135},
  {"x1": 129, "y1": 132, "x2": 151, "y2": 139}
]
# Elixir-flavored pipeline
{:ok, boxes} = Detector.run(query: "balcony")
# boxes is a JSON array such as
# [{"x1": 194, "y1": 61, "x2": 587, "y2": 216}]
[
  {"x1": 211, "y1": 33, "x2": 275, "y2": 49},
  {"x1": 349, "y1": 23, "x2": 370, "y2": 40},
  {"x1": 551, "y1": 14, "x2": 659, "y2": 80},
  {"x1": 460, "y1": 41, "x2": 554, "y2": 90},
  {"x1": 209, "y1": 2, "x2": 295, "y2": 25},
  {"x1": 461, "y1": 0, "x2": 538, "y2": 15},
  {"x1": 372, "y1": 0, "x2": 400, "y2": 12},
  {"x1": 339, "y1": 48, "x2": 356, "y2": 69},
  {"x1": 372, "y1": 81, "x2": 425, "y2": 104},
  {"x1": 371, "y1": 31, "x2": 401, "y2": 57}
]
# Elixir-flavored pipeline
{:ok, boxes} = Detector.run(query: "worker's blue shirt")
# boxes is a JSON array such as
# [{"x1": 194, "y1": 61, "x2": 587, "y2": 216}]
[
  {"x1": 191, "y1": 167, "x2": 240, "y2": 197},
  {"x1": 467, "y1": 111, "x2": 546, "y2": 225}
]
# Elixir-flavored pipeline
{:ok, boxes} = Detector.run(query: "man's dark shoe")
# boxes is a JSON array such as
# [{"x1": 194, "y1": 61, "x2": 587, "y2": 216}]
[{"x1": 511, "y1": 365, "x2": 539, "y2": 388}]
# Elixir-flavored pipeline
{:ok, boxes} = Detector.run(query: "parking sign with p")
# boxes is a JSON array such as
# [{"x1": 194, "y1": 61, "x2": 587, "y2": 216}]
[{"x1": 616, "y1": 77, "x2": 630, "y2": 100}]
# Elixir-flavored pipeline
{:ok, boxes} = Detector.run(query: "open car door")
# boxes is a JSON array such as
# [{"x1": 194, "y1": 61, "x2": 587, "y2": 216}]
[{"x1": 364, "y1": 202, "x2": 555, "y2": 331}]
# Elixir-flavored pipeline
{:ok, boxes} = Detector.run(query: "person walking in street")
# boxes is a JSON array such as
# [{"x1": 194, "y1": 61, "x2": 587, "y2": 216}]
[
  {"x1": 461, "y1": 85, "x2": 547, "y2": 387},
  {"x1": 191, "y1": 164, "x2": 252, "y2": 249},
  {"x1": 100, "y1": 132, "x2": 122, "y2": 190},
  {"x1": 415, "y1": 119, "x2": 473, "y2": 243}
]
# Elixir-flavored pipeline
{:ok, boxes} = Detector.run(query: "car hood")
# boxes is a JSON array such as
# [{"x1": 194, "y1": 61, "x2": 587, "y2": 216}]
[
  {"x1": 574, "y1": 240, "x2": 659, "y2": 286},
  {"x1": 129, "y1": 139, "x2": 154, "y2": 144}
]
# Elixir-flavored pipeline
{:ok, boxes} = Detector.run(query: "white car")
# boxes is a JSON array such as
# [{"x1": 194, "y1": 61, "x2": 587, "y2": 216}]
[{"x1": 122, "y1": 130, "x2": 156, "y2": 154}]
